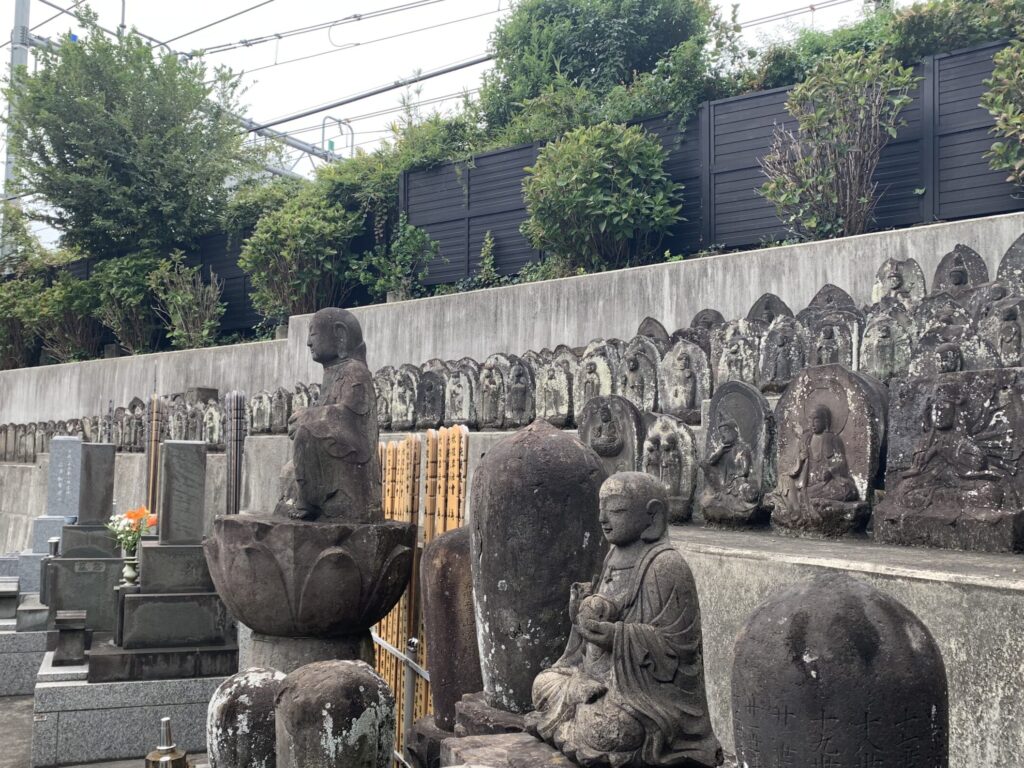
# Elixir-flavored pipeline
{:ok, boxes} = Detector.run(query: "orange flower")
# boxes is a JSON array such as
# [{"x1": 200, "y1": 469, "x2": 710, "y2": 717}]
[
  {"x1": 125, "y1": 506, "x2": 148, "y2": 522},
  {"x1": 147, "y1": 515, "x2": 158, "y2": 529}
]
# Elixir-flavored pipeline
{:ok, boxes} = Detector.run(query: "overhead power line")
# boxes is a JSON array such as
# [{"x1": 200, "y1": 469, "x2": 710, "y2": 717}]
[
  {"x1": 738, "y1": 0, "x2": 858, "y2": 29},
  {"x1": 164, "y1": 0, "x2": 278, "y2": 45},
  {"x1": 0, "y1": 0, "x2": 87, "y2": 50},
  {"x1": 199, "y1": 0, "x2": 454, "y2": 56},
  {"x1": 245, "y1": 54, "x2": 493, "y2": 133},
  {"x1": 243, "y1": 8, "x2": 502, "y2": 76}
]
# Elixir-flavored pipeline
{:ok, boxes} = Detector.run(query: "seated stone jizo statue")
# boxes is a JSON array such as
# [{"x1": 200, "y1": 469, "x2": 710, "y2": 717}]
[
  {"x1": 527, "y1": 472, "x2": 722, "y2": 768},
  {"x1": 274, "y1": 307, "x2": 382, "y2": 523}
]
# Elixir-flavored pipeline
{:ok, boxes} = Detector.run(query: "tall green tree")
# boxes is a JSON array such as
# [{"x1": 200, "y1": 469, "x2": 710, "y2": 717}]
[{"x1": 4, "y1": 13, "x2": 255, "y2": 259}]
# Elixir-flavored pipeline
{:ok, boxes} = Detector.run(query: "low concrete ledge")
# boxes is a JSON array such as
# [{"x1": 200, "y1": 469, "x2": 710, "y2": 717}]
[{"x1": 673, "y1": 527, "x2": 1024, "y2": 767}]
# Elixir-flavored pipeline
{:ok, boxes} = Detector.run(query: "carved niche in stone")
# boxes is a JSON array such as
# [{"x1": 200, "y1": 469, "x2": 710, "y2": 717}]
[
  {"x1": 519, "y1": 350, "x2": 545, "y2": 377},
  {"x1": 756, "y1": 316, "x2": 809, "y2": 394},
  {"x1": 658, "y1": 339, "x2": 710, "y2": 426},
  {"x1": 537, "y1": 359, "x2": 573, "y2": 428},
  {"x1": 996, "y1": 232, "x2": 1024, "y2": 295},
  {"x1": 768, "y1": 365, "x2": 887, "y2": 537},
  {"x1": 806, "y1": 315, "x2": 856, "y2": 368},
  {"x1": 860, "y1": 312, "x2": 915, "y2": 382},
  {"x1": 373, "y1": 366, "x2": 397, "y2": 431},
  {"x1": 574, "y1": 344, "x2": 617, "y2": 424},
  {"x1": 505, "y1": 357, "x2": 536, "y2": 429},
  {"x1": 699, "y1": 380, "x2": 775, "y2": 527},
  {"x1": 250, "y1": 392, "x2": 271, "y2": 435},
  {"x1": 931, "y1": 243, "x2": 989, "y2": 301},
  {"x1": 578, "y1": 395, "x2": 645, "y2": 477},
  {"x1": 912, "y1": 294, "x2": 972, "y2": 338},
  {"x1": 619, "y1": 335, "x2": 660, "y2": 413},
  {"x1": 270, "y1": 388, "x2": 292, "y2": 435},
  {"x1": 875, "y1": 369, "x2": 1024, "y2": 553},
  {"x1": 415, "y1": 370, "x2": 446, "y2": 430},
  {"x1": 746, "y1": 293, "x2": 793, "y2": 329},
  {"x1": 445, "y1": 358, "x2": 480, "y2": 429},
  {"x1": 712, "y1": 320, "x2": 760, "y2": 388},
  {"x1": 642, "y1": 413, "x2": 698, "y2": 523},
  {"x1": 391, "y1": 364, "x2": 420, "y2": 432},
  {"x1": 527, "y1": 472, "x2": 722, "y2": 768},
  {"x1": 872, "y1": 256, "x2": 927, "y2": 308}
]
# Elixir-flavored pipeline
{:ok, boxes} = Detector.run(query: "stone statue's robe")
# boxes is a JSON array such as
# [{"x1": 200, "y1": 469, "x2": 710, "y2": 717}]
[
  {"x1": 276, "y1": 357, "x2": 382, "y2": 523},
  {"x1": 531, "y1": 542, "x2": 721, "y2": 767}
]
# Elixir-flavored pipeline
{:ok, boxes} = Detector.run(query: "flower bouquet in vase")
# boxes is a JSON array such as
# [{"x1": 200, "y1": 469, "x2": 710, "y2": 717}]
[{"x1": 106, "y1": 506, "x2": 158, "y2": 585}]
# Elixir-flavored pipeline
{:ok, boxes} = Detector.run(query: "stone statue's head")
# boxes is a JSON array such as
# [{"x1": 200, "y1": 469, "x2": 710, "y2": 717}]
[
  {"x1": 820, "y1": 326, "x2": 835, "y2": 340},
  {"x1": 930, "y1": 383, "x2": 963, "y2": 430},
  {"x1": 718, "y1": 418, "x2": 739, "y2": 446},
  {"x1": 949, "y1": 257, "x2": 968, "y2": 286},
  {"x1": 586, "y1": 360, "x2": 597, "y2": 374},
  {"x1": 679, "y1": 352, "x2": 691, "y2": 368},
  {"x1": 664, "y1": 432, "x2": 678, "y2": 451},
  {"x1": 599, "y1": 404, "x2": 613, "y2": 423},
  {"x1": 1002, "y1": 304, "x2": 1019, "y2": 322},
  {"x1": 809, "y1": 404, "x2": 832, "y2": 435},
  {"x1": 308, "y1": 308, "x2": 366, "y2": 365},
  {"x1": 627, "y1": 355, "x2": 640, "y2": 372},
  {"x1": 886, "y1": 266, "x2": 903, "y2": 290},
  {"x1": 878, "y1": 324, "x2": 892, "y2": 339},
  {"x1": 598, "y1": 472, "x2": 668, "y2": 546},
  {"x1": 936, "y1": 342, "x2": 962, "y2": 373}
]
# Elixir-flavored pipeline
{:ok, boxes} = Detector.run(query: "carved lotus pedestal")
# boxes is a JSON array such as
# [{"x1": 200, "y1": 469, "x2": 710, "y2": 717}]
[{"x1": 205, "y1": 516, "x2": 415, "y2": 672}]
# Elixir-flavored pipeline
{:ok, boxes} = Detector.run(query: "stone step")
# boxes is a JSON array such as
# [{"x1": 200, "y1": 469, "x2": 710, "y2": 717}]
[
  {"x1": 30, "y1": 516, "x2": 67, "y2": 553},
  {"x1": 121, "y1": 592, "x2": 233, "y2": 650},
  {"x1": 87, "y1": 641, "x2": 238, "y2": 683}
]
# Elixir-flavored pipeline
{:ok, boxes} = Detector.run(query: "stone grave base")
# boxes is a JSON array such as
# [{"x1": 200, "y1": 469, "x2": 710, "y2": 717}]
[
  {"x1": 31, "y1": 673, "x2": 224, "y2": 767},
  {"x1": 407, "y1": 714, "x2": 450, "y2": 768},
  {"x1": 441, "y1": 732, "x2": 574, "y2": 767},
  {"x1": 87, "y1": 641, "x2": 238, "y2": 683},
  {"x1": 244, "y1": 630, "x2": 374, "y2": 673},
  {"x1": 0, "y1": 629, "x2": 47, "y2": 695},
  {"x1": 454, "y1": 692, "x2": 527, "y2": 738}
]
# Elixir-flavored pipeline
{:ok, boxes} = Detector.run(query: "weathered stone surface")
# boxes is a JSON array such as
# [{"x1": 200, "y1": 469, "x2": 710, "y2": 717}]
[
  {"x1": 206, "y1": 516, "x2": 415, "y2": 637},
  {"x1": 619, "y1": 335, "x2": 661, "y2": 412},
  {"x1": 158, "y1": 441, "x2": 207, "y2": 545},
  {"x1": 932, "y1": 243, "x2": 989, "y2": 297},
  {"x1": 746, "y1": 293, "x2": 793, "y2": 325},
  {"x1": 996, "y1": 231, "x2": 1024, "y2": 294},
  {"x1": 247, "y1": 632, "x2": 374, "y2": 673},
  {"x1": 275, "y1": 659, "x2": 395, "y2": 768},
  {"x1": 86, "y1": 642, "x2": 239, "y2": 683},
  {"x1": 46, "y1": 437, "x2": 83, "y2": 519},
  {"x1": 756, "y1": 316, "x2": 809, "y2": 394},
  {"x1": 872, "y1": 256, "x2": 927, "y2": 307},
  {"x1": 374, "y1": 366, "x2": 397, "y2": 431},
  {"x1": 700, "y1": 381, "x2": 775, "y2": 527},
  {"x1": 453, "y1": 692, "x2": 527, "y2": 738},
  {"x1": 860, "y1": 312, "x2": 915, "y2": 382},
  {"x1": 60, "y1": 525, "x2": 118, "y2": 558},
  {"x1": 274, "y1": 308, "x2": 382, "y2": 522},
  {"x1": 208, "y1": 667, "x2": 285, "y2": 768},
  {"x1": 478, "y1": 354, "x2": 512, "y2": 430},
  {"x1": 527, "y1": 474, "x2": 721, "y2": 767},
  {"x1": 0, "y1": 577, "x2": 17, "y2": 619},
  {"x1": 470, "y1": 421, "x2": 607, "y2": 714},
  {"x1": 442, "y1": 732, "x2": 576, "y2": 768},
  {"x1": 536, "y1": 359, "x2": 573, "y2": 428},
  {"x1": 768, "y1": 365, "x2": 886, "y2": 537},
  {"x1": 416, "y1": 370, "x2": 447, "y2": 430},
  {"x1": 121, "y1": 592, "x2": 232, "y2": 649},
  {"x1": 445, "y1": 359, "x2": 480, "y2": 429},
  {"x1": 407, "y1": 715, "x2": 446, "y2": 768},
  {"x1": 78, "y1": 443, "x2": 117, "y2": 525},
  {"x1": 573, "y1": 343, "x2": 617, "y2": 422},
  {"x1": 138, "y1": 542, "x2": 213, "y2": 593},
  {"x1": 732, "y1": 573, "x2": 948, "y2": 768},
  {"x1": 578, "y1": 395, "x2": 645, "y2": 477},
  {"x1": 642, "y1": 414, "x2": 698, "y2": 523},
  {"x1": 505, "y1": 357, "x2": 536, "y2": 429},
  {"x1": 908, "y1": 321, "x2": 998, "y2": 377},
  {"x1": 875, "y1": 368, "x2": 1024, "y2": 552},
  {"x1": 977, "y1": 296, "x2": 1024, "y2": 367},
  {"x1": 658, "y1": 339, "x2": 710, "y2": 425},
  {"x1": 636, "y1": 316, "x2": 670, "y2": 345},
  {"x1": 806, "y1": 314, "x2": 857, "y2": 368},
  {"x1": 422, "y1": 527, "x2": 482, "y2": 731},
  {"x1": 712, "y1": 320, "x2": 760, "y2": 388},
  {"x1": 47, "y1": 557, "x2": 122, "y2": 631}
]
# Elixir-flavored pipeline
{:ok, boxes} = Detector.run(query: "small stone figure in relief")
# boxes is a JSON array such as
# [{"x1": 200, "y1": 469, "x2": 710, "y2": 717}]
[
  {"x1": 273, "y1": 307, "x2": 382, "y2": 523},
  {"x1": 589, "y1": 404, "x2": 624, "y2": 458},
  {"x1": 815, "y1": 326, "x2": 840, "y2": 365},
  {"x1": 480, "y1": 364, "x2": 504, "y2": 429},
  {"x1": 999, "y1": 303, "x2": 1022, "y2": 366},
  {"x1": 583, "y1": 360, "x2": 602, "y2": 403},
  {"x1": 507, "y1": 362, "x2": 532, "y2": 427},
  {"x1": 528, "y1": 473, "x2": 722, "y2": 768},
  {"x1": 700, "y1": 419, "x2": 759, "y2": 520}
]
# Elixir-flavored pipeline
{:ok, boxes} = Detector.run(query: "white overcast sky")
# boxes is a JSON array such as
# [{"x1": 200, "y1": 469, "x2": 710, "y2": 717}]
[{"x1": 2, "y1": 0, "x2": 910, "y2": 241}]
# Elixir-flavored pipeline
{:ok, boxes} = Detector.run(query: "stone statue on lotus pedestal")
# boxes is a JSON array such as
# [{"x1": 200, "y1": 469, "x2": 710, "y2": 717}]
[{"x1": 527, "y1": 473, "x2": 722, "y2": 768}]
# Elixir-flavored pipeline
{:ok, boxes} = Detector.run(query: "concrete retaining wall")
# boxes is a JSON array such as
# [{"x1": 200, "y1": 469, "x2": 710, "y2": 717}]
[{"x1": 2, "y1": 212, "x2": 1023, "y2": 425}]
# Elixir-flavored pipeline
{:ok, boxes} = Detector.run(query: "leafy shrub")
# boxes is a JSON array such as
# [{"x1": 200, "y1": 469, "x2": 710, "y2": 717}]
[
  {"x1": 352, "y1": 214, "x2": 438, "y2": 302},
  {"x1": 0, "y1": 274, "x2": 42, "y2": 369},
  {"x1": 522, "y1": 122, "x2": 681, "y2": 271},
  {"x1": 36, "y1": 272, "x2": 104, "y2": 362},
  {"x1": 149, "y1": 253, "x2": 226, "y2": 349},
  {"x1": 982, "y1": 40, "x2": 1024, "y2": 191},
  {"x1": 224, "y1": 177, "x2": 306, "y2": 243},
  {"x1": 90, "y1": 254, "x2": 161, "y2": 354},
  {"x1": 759, "y1": 50, "x2": 918, "y2": 240}
]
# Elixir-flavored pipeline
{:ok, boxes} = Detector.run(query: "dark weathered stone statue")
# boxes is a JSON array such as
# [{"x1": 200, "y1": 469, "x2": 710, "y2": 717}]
[
  {"x1": 642, "y1": 414, "x2": 697, "y2": 522},
  {"x1": 746, "y1": 293, "x2": 793, "y2": 326},
  {"x1": 579, "y1": 396, "x2": 645, "y2": 476},
  {"x1": 373, "y1": 366, "x2": 397, "y2": 431},
  {"x1": 416, "y1": 370, "x2": 446, "y2": 430},
  {"x1": 471, "y1": 420, "x2": 608, "y2": 714},
  {"x1": 658, "y1": 339, "x2": 709, "y2": 426},
  {"x1": 756, "y1": 317, "x2": 808, "y2": 394},
  {"x1": 875, "y1": 370, "x2": 1024, "y2": 552},
  {"x1": 732, "y1": 573, "x2": 948, "y2": 768},
  {"x1": 208, "y1": 668, "x2": 285, "y2": 768},
  {"x1": 273, "y1": 308, "x2": 382, "y2": 523},
  {"x1": 527, "y1": 473, "x2": 722, "y2": 768},
  {"x1": 932, "y1": 244, "x2": 988, "y2": 300},
  {"x1": 872, "y1": 256, "x2": 926, "y2": 308},
  {"x1": 996, "y1": 231, "x2": 1024, "y2": 295}
]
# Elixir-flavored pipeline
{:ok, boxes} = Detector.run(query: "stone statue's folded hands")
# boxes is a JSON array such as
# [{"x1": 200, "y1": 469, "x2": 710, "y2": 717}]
[{"x1": 578, "y1": 619, "x2": 615, "y2": 651}]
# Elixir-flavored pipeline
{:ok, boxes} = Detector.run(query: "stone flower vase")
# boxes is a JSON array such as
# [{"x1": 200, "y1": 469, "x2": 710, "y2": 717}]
[{"x1": 120, "y1": 546, "x2": 139, "y2": 586}]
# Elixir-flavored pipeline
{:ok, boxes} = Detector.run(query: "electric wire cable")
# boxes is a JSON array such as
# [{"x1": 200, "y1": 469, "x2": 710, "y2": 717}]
[{"x1": 164, "y1": 0, "x2": 278, "y2": 45}]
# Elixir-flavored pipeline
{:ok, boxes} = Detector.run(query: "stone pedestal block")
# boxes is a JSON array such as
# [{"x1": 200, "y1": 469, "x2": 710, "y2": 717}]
[
  {"x1": 158, "y1": 442, "x2": 207, "y2": 545},
  {"x1": 47, "y1": 558, "x2": 122, "y2": 632},
  {"x1": 86, "y1": 642, "x2": 238, "y2": 684},
  {"x1": 207, "y1": 668, "x2": 285, "y2": 768},
  {"x1": 31, "y1": 516, "x2": 68, "y2": 552},
  {"x1": 16, "y1": 594, "x2": 50, "y2": 632},
  {"x1": 18, "y1": 551, "x2": 44, "y2": 592},
  {"x1": 407, "y1": 715, "x2": 448, "y2": 768},
  {"x1": 0, "y1": 577, "x2": 17, "y2": 619},
  {"x1": 52, "y1": 610, "x2": 87, "y2": 666},
  {"x1": 138, "y1": 542, "x2": 213, "y2": 593},
  {"x1": 440, "y1": 732, "x2": 575, "y2": 767},
  {"x1": 60, "y1": 525, "x2": 118, "y2": 558},
  {"x1": 453, "y1": 693, "x2": 526, "y2": 738},
  {"x1": 275, "y1": 660, "x2": 395, "y2": 768},
  {"x1": 247, "y1": 631, "x2": 374, "y2": 674},
  {"x1": 121, "y1": 592, "x2": 232, "y2": 649}
]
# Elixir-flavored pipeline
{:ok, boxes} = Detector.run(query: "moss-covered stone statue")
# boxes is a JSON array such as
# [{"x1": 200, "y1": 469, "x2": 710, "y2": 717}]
[{"x1": 527, "y1": 472, "x2": 722, "y2": 768}]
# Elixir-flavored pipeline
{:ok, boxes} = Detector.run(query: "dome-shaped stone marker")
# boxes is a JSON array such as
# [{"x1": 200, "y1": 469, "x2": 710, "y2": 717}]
[
  {"x1": 208, "y1": 667, "x2": 285, "y2": 768},
  {"x1": 732, "y1": 573, "x2": 948, "y2": 768},
  {"x1": 471, "y1": 419, "x2": 607, "y2": 713},
  {"x1": 275, "y1": 660, "x2": 395, "y2": 768}
]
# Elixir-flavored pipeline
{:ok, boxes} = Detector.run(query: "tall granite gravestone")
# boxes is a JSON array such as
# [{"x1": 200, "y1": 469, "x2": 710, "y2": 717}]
[
  {"x1": 732, "y1": 573, "x2": 948, "y2": 768},
  {"x1": 768, "y1": 365, "x2": 887, "y2": 537},
  {"x1": 699, "y1": 381, "x2": 775, "y2": 527},
  {"x1": 658, "y1": 338, "x2": 710, "y2": 425},
  {"x1": 470, "y1": 421, "x2": 607, "y2": 714},
  {"x1": 642, "y1": 414, "x2": 698, "y2": 523},
  {"x1": 875, "y1": 369, "x2": 1024, "y2": 552},
  {"x1": 88, "y1": 441, "x2": 236, "y2": 683},
  {"x1": 578, "y1": 395, "x2": 645, "y2": 477},
  {"x1": 58, "y1": 440, "x2": 119, "y2": 558},
  {"x1": 527, "y1": 473, "x2": 722, "y2": 767}
]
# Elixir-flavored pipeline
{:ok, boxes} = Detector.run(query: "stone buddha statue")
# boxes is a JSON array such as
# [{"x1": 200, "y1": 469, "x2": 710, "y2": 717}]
[
  {"x1": 527, "y1": 473, "x2": 722, "y2": 768},
  {"x1": 273, "y1": 307, "x2": 382, "y2": 523}
]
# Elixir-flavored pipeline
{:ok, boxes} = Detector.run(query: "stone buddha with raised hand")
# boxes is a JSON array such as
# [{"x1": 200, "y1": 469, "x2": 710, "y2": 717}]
[
  {"x1": 528, "y1": 472, "x2": 722, "y2": 768},
  {"x1": 273, "y1": 307, "x2": 382, "y2": 523}
]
